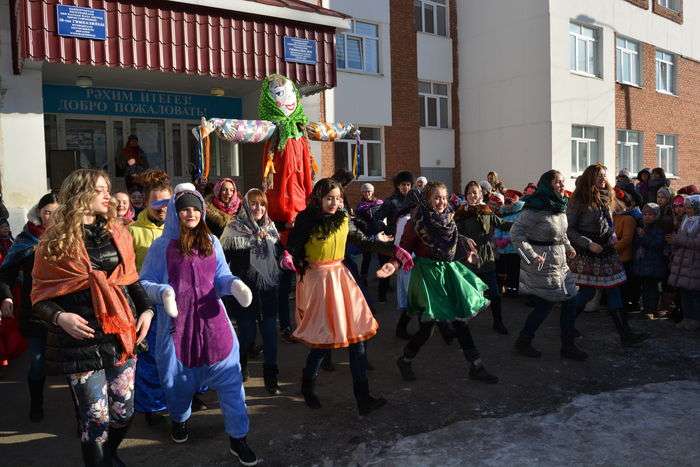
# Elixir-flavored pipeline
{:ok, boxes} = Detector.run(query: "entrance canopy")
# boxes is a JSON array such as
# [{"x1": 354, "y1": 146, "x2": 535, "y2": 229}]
[{"x1": 10, "y1": 0, "x2": 350, "y2": 91}]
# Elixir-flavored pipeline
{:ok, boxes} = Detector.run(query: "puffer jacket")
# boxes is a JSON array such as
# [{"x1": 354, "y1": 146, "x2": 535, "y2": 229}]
[
  {"x1": 633, "y1": 223, "x2": 668, "y2": 279},
  {"x1": 128, "y1": 209, "x2": 164, "y2": 270},
  {"x1": 32, "y1": 219, "x2": 152, "y2": 374},
  {"x1": 566, "y1": 199, "x2": 614, "y2": 252},
  {"x1": 511, "y1": 208, "x2": 578, "y2": 302},
  {"x1": 494, "y1": 201, "x2": 524, "y2": 255},
  {"x1": 668, "y1": 221, "x2": 700, "y2": 290}
]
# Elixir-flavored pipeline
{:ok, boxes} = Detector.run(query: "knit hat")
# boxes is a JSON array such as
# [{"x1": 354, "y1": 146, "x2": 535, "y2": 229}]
[
  {"x1": 617, "y1": 169, "x2": 631, "y2": 179},
  {"x1": 642, "y1": 203, "x2": 661, "y2": 220},
  {"x1": 393, "y1": 170, "x2": 414, "y2": 187},
  {"x1": 479, "y1": 180, "x2": 492, "y2": 193},
  {"x1": 175, "y1": 192, "x2": 203, "y2": 212},
  {"x1": 360, "y1": 183, "x2": 374, "y2": 192},
  {"x1": 657, "y1": 187, "x2": 672, "y2": 200},
  {"x1": 673, "y1": 194, "x2": 686, "y2": 207},
  {"x1": 416, "y1": 176, "x2": 428, "y2": 186}
]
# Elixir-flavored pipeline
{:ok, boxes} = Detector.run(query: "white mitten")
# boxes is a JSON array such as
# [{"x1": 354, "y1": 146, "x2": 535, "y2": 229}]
[
  {"x1": 231, "y1": 279, "x2": 253, "y2": 308},
  {"x1": 162, "y1": 287, "x2": 179, "y2": 318}
]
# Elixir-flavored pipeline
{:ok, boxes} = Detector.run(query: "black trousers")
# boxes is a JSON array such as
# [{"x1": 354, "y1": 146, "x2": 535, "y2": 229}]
[{"x1": 404, "y1": 320, "x2": 480, "y2": 362}]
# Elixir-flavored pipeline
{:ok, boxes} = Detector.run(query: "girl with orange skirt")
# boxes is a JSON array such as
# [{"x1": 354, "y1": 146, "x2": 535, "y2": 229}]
[{"x1": 286, "y1": 178, "x2": 412, "y2": 415}]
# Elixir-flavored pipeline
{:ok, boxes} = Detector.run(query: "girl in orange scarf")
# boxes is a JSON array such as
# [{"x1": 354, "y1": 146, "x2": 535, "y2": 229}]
[{"x1": 31, "y1": 169, "x2": 153, "y2": 466}]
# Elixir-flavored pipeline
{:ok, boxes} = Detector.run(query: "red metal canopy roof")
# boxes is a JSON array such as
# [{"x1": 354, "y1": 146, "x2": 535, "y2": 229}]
[{"x1": 10, "y1": 0, "x2": 343, "y2": 89}]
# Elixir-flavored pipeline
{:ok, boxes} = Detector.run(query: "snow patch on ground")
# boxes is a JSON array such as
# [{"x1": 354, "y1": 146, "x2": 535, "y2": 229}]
[{"x1": 340, "y1": 380, "x2": 700, "y2": 466}]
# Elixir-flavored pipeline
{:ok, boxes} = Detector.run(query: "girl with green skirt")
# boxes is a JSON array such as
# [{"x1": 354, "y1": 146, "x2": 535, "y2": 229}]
[{"x1": 389, "y1": 182, "x2": 498, "y2": 383}]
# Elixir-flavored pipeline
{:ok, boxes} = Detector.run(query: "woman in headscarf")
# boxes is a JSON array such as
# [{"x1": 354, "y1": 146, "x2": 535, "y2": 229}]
[
  {"x1": 667, "y1": 195, "x2": 700, "y2": 331},
  {"x1": 394, "y1": 182, "x2": 498, "y2": 384},
  {"x1": 221, "y1": 189, "x2": 283, "y2": 395},
  {"x1": 206, "y1": 178, "x2": 241, "y2": 237},
  {"x1": 510, "y1": 170, "x2": 585, "y2": 360}
]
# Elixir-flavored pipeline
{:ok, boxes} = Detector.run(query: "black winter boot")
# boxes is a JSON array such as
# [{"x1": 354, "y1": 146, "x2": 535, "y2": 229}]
[
  {"x1": 105, "y1": 423, "x2": 130, "y2": 467},
  {"x1": 514, "y1": 335, "x2": 542, "y2": 358},
  {"x1": 468, "y1": 361, "x2": 499, "y2": 384},
  {"x1": 396, "y1": 356, "x2": 416, "y2": 381},
  {"x1": 28, "y1": 376, "x2": 45, "y2": 423},
  {"x1": 300, "y1": 374, "x2": 321, "y2": 409},
  {"x1": 395, "y1": 310, "x2": 413, "y2": 340},
  {"x1": 353, "y1": 379, "x2": 387, "y2": 416},
  {"x1": 609, "y1": 309, "x2": 649, "y2": 346},
  {"x1": 560, "y1": 331, "x2": 588, "y2": 361},
  {"x1": 263, "y1": 365, "x2": 282, "y2": 395},
  {"x1": 491, "y1": 306, "x2": 509, "y2": 335},
  {"x1": 80, "y1": 441, "x2": 111, "y2": 467}
]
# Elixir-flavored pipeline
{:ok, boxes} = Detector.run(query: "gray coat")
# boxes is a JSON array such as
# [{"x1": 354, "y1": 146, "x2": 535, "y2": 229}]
[
  {"x1": 668, "y1": 223, "x2": 700, "y2": 290},
  {"x1": 511, "y1": 209, "x2": 578, "y2": 302},
  {"x1": 566, "y1": 199, "x2": 612, "y2": 251}
]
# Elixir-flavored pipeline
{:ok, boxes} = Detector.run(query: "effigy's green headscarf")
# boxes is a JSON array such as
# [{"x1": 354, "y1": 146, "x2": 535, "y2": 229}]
[{"x1": 258, "y1": 74, "x2": 308, "y2": 150}]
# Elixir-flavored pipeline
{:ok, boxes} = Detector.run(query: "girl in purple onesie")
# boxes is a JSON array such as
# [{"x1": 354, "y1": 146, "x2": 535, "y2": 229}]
[{"x1": 139, "y1": 183, "x2": 259, "y2": 466}]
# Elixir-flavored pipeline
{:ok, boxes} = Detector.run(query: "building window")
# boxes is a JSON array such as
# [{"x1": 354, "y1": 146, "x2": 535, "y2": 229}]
[
  {"x1": 571, "y1": 126, "x2": 600, "y2": 174},
  {"x1": 334, "y1": 127, "x2": 383, "y2": 179},
  {"x1": 617, "y1": 130, "x2": 642, "y2": 173},
  {"x1": 337, "y1": 20, "x2": 379, "y2": 74},
  {"x1": 414, "y1": 0, "x2": 447, "y2": 36},
  {"x1": 616, "y1": 37, "x2": 640, "y2": 86},
  {"x1": 658, "y1": 0, "x2": 680, "y2": 11},
  {"x1": 569, "y1": 23, "x2": 598, "y2": 76},
  {"x1": 655, "y1": 50, "x2": 676, "y2": 94},
  {"x1": 656, "y1": 134, "x2": 677, "y2": 176},
  {"x1": 419, "y1": 81, "x2": 449, "y2": 128}
]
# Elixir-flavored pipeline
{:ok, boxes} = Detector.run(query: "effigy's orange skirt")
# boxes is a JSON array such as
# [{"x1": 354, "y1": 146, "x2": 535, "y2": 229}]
[{"x1": 293, "y1": 260, "x2": 378, "y2": 349}]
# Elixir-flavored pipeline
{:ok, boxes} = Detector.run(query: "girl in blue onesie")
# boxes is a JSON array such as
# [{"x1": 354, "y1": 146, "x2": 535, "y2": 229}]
[{"x1": 139, "y1": 183, "x2": 259, "y2": 466}]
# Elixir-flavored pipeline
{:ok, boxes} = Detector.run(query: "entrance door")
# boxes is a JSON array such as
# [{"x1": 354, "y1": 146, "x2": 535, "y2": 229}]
[
  {"x1": 130, "y1": 119, "x2": 166, "y2": 170},
  {"x1": 64, "y1": 119, "x2": 108, "y2": 171}
]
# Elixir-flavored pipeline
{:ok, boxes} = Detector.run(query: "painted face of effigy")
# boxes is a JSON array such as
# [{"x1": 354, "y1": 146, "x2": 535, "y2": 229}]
[{"x1": 270, "y1": 78, "x2": 297, "y2": 117}]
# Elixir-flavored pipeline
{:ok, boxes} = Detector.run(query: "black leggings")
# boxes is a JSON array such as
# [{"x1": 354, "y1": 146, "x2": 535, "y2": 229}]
[{"x1": 404, "y1": 320, "x2": 480, "y2": 362}]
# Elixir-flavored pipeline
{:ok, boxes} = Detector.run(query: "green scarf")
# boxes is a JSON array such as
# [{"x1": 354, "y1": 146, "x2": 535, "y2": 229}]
[
  {"x1": 523, "y1": 170, "x2": 568, "y2": 213},
  {"x1": 258, "y1": 74, "x2": 308, "y2": 150}
]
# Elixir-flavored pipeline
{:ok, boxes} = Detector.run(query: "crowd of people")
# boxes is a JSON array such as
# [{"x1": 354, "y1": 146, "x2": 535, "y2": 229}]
[{"x1": 0, "y1": 162, "x2": 698, "y2": 466}]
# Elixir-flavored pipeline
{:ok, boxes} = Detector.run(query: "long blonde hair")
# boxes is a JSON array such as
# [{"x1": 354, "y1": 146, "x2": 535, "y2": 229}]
[{"x1": 41, "y1": 169, "x2": 117, "y2": 261}]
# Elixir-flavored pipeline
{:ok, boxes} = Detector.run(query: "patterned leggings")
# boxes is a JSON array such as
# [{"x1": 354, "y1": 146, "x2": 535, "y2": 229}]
[{"x1": 68, "y1": 358, "x2": 136, "y2": 444}]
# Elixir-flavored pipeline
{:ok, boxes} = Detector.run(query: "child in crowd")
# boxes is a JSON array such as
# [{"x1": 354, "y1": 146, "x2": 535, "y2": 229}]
[
  {"x1": 113, "y1": 192, "x2": 135, "y2": 225},
  {"x1": 355, "y1": 183, "x2": 384, "y2": 287},
  {"x1": 494, "y1": 190, "x2": 524, "y2": 296},
  {"x1": 613, "y1": 189, "x2": 639, "y2": 313},
  {"x1": 633, "y1": 204, "x2": 669, "y2": 320}
]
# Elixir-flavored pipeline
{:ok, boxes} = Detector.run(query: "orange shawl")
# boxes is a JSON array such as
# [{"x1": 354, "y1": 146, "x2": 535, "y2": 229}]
[{"x1": 31, "y1": 223, "x2": 139, "y2": 363}]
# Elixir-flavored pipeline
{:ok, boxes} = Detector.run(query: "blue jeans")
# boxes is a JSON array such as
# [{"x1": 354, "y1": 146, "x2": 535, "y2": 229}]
[
  {"x1": 27, "y1": 336, "x2": 46, "y2": 382},
  {"x1": 576, "y1": 286, "x2": 623, "y2": 310},
  {"x1": 680, "y1": 289, "x2": 700, "y2": 320},
  {"x1": 520, "y1": 296, "x2": 577, "y2": 339},
  {"x1": 303, "y1": 342, "x2": 368, "y2": 382},
  {"x1": 234, "y1": 287, "x2": 278, "y2": 368}
]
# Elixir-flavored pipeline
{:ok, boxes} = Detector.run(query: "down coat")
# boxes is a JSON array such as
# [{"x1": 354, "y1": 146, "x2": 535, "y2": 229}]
[
  {"x1": 510, "y1": 208, "x2": 578, "y2": 302},
  {"x1": 668, "y1": 221, "x2": 700, "y2": 291}
]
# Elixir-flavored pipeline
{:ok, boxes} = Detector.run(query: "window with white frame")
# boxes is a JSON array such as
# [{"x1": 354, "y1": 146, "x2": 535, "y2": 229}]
[
  {"x1": 617, "y1": 130, "x2": 643, "y2": 174},
  {"x1": 656, "y1": 50, "x2": 676, "y2": 94},
  {"x1": 658, "y1": 0, "x2": 680, "y2": 11},
  {"x1": 414, "y1": 0, "x2": 447, "y2": 36},
  {"x1": 569, "y1": 23, "x2": 599, "y2": 76},
  {"x1": 616, "y1": 37, "x2": 640, "y2": 86},
  {"x1": 333, "y1": 127, "x2": 383, "y2": 179},
  {"x1": 571, "y1": 126, "x2": 600, "y2": 174},
  {"x1": 337, "y1": 20, "x2": 379, "y2": 74},
  {"x1": 419, "y1": 81, "x2": 449, "y2": 128},
  {"x1": 656, "y1": 134, "x2": 677, "y2": 176}
]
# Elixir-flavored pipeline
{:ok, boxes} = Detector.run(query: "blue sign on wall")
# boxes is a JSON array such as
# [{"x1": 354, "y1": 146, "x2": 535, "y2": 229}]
[
  {"x1": 283, "y1": 36, "x2": 318, "y2": 65},
  {"x1": 56, "y1": 5, "x2": 107, "y2": 40},
  {"x1": 43, "y1": 85, "x2": 242, "y2": 119}
]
